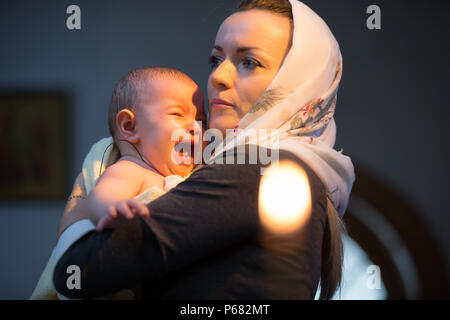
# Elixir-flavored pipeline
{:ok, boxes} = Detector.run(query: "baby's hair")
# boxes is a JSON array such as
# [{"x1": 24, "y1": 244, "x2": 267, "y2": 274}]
[{"x1": 108, "y1": 67, "x2": 193, "y2": 140}]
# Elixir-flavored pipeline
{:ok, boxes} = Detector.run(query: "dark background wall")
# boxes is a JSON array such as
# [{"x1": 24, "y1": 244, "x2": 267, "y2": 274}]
[{"x1": 0, "y1": 0, "x2": 449, "y2": 299}]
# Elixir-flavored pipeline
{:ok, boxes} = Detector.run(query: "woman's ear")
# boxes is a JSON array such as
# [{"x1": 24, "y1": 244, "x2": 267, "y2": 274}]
[{"x1": 116, "y1": 109, "x2": 139, "y2": 143}]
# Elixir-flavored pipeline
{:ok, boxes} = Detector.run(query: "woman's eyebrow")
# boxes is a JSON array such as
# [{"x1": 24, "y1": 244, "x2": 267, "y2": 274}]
[
  {"x1": 236, "y1": 46, "x2": 261, "y2": 53},
  {"x1": 213, "y1": 45, "x2": 261, "y2": 53}
]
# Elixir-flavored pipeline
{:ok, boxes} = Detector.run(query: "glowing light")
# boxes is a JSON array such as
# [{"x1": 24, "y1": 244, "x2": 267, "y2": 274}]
[{"x1": 258, "y1": 160, "x2": 312, "y2": 234}]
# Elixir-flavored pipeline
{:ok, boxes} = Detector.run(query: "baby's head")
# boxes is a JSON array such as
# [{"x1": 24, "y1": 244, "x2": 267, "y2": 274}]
[{"x1": 108, "y1": 67, "x2": 205, "y2": 177}]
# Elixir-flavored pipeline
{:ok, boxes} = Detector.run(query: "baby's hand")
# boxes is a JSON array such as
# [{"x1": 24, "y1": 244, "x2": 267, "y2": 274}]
[{"x1": 96, "y1": 199, "x2": 149, "y2": 231}]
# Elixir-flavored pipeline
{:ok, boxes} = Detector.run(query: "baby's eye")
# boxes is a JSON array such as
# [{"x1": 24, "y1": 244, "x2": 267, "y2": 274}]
[{"x1": 170, "y1": 112, "x2": 183, "y2": 117}]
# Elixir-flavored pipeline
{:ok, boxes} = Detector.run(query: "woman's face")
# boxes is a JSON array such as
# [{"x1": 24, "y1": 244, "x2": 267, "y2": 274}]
[{"x1": 207, "y1": 9, "x2": 291, "y2": 136}]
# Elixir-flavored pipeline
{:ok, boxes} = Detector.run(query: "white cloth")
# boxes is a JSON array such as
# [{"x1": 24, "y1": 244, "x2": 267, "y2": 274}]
[
  {"x1": 213, "y1": 0, "x2": 355, "y2": 216},
  {"x1": 82, "y1": 136, "x2": 120, "y2": 194}
]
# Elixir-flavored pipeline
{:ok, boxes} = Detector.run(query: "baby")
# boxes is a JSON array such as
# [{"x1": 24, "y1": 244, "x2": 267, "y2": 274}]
[{"x1": 88, "y1": 67, "x2": 205, "y2": 231}]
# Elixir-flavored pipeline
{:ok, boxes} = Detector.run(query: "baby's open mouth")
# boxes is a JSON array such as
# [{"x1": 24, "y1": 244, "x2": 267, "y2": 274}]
[{"x1": 174, "y1": 139, "x2": 195, "y2": 163}]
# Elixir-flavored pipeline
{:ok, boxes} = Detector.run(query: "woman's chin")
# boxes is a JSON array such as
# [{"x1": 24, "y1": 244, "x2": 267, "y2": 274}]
[{"x1": 208, "y1": 116, "x2": 239, "y2": 139}]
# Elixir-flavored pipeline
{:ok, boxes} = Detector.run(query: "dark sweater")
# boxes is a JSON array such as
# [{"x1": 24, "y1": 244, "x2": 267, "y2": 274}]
[{"x1": 54, "y1": 145, "x2": 327, "y2": 299}]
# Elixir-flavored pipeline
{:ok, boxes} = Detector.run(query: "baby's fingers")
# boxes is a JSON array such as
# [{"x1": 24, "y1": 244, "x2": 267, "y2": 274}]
[
  {"x1": 96, "y1": 207, "x2": 118, "y2": 231},
  {"x1": 126, "y1": 199, "x2": 149, "y2": 217},
  {"x1": 97, "y1": 215, "x2": 112, "y2": 232},
  {"x1": 116, "y1": 200, "x2": 134, "y2": 219},
  {"x1": 107, "y1": 206, "x2": 118, "y2": 219}
]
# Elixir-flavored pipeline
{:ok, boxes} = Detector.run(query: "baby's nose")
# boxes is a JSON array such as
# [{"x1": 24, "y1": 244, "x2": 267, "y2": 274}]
[{"x1": 187, "y1": 120, "x2": 201, "y2": 133}]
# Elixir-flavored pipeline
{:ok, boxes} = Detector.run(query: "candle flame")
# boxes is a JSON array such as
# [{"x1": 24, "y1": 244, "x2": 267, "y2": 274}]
[{"x1": 259, "y1": 160, "x2": 311, "y2": 234}]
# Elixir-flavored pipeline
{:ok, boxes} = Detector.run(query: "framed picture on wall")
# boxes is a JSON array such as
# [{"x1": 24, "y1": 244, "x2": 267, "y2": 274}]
[{"x1": 0, "y1": 92, "x2": 68, "y2": 200}]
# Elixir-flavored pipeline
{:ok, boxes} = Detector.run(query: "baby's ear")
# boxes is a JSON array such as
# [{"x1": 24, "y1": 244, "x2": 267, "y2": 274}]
[{"x1": 116, "y1": 109, "x2": 139, "y2": 143}]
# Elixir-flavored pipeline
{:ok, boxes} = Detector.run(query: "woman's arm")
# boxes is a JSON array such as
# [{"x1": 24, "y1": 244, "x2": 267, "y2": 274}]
[
  {"x1": 57, "y1": 172, "x2": 89, "y2": 239},
  {"x1": 53, "y1": 159, "x2": 260, "y2": 298},
  {"x1": 53, "y1": 146, "x2": 327, "y2": 299}
]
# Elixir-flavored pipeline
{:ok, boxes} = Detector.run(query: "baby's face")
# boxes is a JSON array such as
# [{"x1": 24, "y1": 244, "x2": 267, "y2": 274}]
[{"x1": 134, "y1": 77, "x2": 205, "y2": 177}]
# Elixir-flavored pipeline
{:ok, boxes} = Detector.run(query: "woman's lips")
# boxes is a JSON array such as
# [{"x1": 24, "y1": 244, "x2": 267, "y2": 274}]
[{"x1": 211, "y1": 98, "x2": 234, "y2": 109}]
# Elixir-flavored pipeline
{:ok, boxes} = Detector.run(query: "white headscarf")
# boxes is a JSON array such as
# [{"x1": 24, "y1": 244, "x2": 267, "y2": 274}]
[{"x1": 214, "y1": 0, "x2": 355, "y2": 217}]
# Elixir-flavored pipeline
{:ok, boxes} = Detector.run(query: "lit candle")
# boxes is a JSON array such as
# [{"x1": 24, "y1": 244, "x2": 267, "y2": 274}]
[{"x1": 259, "y1": 160, "x2": 311, "y2": 234}]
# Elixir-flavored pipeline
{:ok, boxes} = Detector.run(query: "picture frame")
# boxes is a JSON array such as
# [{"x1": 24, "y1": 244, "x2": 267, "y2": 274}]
[{"x1": 0, "y1": 92, "x2": 69, "y2": 200}]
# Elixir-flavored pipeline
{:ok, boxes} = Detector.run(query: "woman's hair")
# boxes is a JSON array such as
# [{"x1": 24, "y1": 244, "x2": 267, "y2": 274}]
[
  {"x1": 236, "y1": 0, "x2": 293, "y2": 19},
  {"x1": 235, "y1": 0, "x2": 346, "y2": 300},
  {"x1": 235, "y1": 0, "x2": 294, "y2": 49}
]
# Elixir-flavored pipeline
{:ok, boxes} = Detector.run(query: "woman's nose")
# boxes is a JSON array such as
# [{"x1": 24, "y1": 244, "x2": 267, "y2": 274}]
[{"x1": 209, "y1": 60, "x2": 234, "y2": 90}]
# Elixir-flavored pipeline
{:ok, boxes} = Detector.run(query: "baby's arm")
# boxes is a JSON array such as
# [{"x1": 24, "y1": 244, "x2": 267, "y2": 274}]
[{"x1": 87, "y1": 160, "x2": 149, "y2": 230}]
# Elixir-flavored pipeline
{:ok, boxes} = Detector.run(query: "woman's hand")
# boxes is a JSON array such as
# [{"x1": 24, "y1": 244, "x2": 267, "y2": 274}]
[{"x1": 57, "y1": 172, "x2": 89, "y2": 239}]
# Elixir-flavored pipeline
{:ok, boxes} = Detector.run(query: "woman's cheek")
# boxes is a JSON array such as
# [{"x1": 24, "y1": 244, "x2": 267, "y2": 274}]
[
  {"x1": 238, "y1": 82, "x2": 258, "y2": 113},
  {"x1": 246, "y1": 74, "x2": 274, "y2": 108}
]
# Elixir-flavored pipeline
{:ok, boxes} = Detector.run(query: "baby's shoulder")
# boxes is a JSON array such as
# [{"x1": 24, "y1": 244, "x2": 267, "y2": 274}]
[
  {"x1": 107, "y1": 159, "x2": 165, "y2": 191},
  {"x1": 110, "y1": 159, "x2": 146, "y2": 170},
  {"x1": 102, "y1": 159, "x2": 148, "y2": 180}
]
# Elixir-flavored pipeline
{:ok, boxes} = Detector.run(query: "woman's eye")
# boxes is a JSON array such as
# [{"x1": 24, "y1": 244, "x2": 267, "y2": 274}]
[
  {"x1": 209, "y1": 55, "x2": 222, "y2": 69},
  {"x1": 242, "y1": 58, "x2": 261, "y2": 70}
]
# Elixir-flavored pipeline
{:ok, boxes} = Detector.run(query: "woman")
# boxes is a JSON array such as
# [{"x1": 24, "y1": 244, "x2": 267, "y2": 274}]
[{"x1": 46, "y1": 0, "x2": 354, "y2": 300}]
